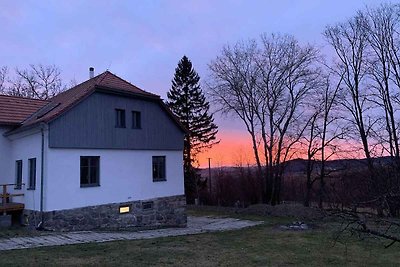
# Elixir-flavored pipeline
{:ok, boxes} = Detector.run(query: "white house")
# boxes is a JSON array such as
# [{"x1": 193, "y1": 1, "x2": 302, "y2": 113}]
[{"x1": 0, "y1": 70, "x2": 186, "y2": 231}]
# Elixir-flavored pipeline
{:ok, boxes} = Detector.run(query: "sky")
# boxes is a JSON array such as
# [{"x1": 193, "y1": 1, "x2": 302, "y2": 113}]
[{"x1": 0, "y1": 0, "x2": 386, "y2": 167}]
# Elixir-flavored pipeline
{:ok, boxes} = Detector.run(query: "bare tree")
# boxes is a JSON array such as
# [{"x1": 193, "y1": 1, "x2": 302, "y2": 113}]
[
  {"x1": 362, "y1": 3, "x2": 400, "y2": 217},
  {"x1": 326, "y1": 3, "x2": 400, "y2": 230},
  {"x1": 364, "y1": 3, "x2": 400, "y2": 162},
  {"x1": 14, "y1": 64, "x2": 63, "y2": 99},
  {"x1": 208, "y1": 40, "x2": 265, "y2": 201},
  {"x1": 303, "y1": 74, "x2": 344, "y2": 207},
  {"x1": 256, "y1": 34, "x2": 320, "y2": 204},
  {"x1": 325, "y1": 13, "x2": 377, "y2": 173},
  {"x1": 208, "y1": 34, "x2": 320, "y2": 204},
  {"x1": 333, "y1": 209, "x2": 400, "y2": 248},
  {"x1": 0, "y1": 66, "x2": 7, "y2": 93},
  {"x1": 1, "y1": 64, "x2": 64, "y2": 99}
]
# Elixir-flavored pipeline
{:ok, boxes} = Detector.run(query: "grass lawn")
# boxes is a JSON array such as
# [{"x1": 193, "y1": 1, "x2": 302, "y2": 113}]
[
  {"x1": 0, "y1": 227, "x2": 52, "y2": 239},
  {"x1": 0, "y1": 206, "x2": 398, "y2": 266}
]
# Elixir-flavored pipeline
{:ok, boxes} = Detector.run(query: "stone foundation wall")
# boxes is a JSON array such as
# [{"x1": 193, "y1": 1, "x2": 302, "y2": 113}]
[
  {"x1": 0, "y1": 215, "x2": 12, "y2": 228},
  {"x1": 24, "y1": 195, "x2": 186, "y2": 231}
]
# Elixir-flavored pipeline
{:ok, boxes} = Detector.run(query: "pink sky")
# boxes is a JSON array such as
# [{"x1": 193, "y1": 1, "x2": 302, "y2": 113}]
[
  {"x1": 0, "y1": 0, "x2": 383, "y2": 167},
  {"x1": 198, "y1": 130, "x2": 255, "y2": 168},
  {"x1": 197, "y1": 131, "x2": 368, "y2": 168}
]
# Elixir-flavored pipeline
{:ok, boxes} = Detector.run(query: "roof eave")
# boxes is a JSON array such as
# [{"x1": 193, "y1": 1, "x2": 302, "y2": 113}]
[
  {"x1": 4, "y1": 122, "x2": 45, "y2": 137},
  {"x1": 94, "y1": 85, "x2": 160, "y2": 100},
  {"x1": 0, "y1": 122, "x2": 20, "y2": 127}
]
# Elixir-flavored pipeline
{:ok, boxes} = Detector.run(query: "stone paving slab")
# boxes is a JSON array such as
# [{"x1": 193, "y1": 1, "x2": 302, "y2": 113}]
[{"x1": 0, "y1": 216, "x2": 262, "y2": 251}]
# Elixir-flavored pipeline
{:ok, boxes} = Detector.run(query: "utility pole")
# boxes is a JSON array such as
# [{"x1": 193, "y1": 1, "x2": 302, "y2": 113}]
[{"x1": 208, "y1": 158, "x2": 212, "y2": 194}]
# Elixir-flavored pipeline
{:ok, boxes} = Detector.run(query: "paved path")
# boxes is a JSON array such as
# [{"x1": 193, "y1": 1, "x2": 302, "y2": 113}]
[{"x1": 0, "y1": 216, "x2": 262, "y2": 251}]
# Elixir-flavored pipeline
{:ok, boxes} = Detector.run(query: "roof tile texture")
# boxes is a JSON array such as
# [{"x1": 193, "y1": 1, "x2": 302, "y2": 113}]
[
  {"x1": 0, "y1": 95, "x2": 49, "y2": 125},
  {"x1": 0, "y1": 71, "x2": 158, "y2": 127}
]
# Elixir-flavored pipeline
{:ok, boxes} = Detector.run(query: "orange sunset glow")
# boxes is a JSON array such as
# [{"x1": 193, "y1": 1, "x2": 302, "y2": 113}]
[
  {"x1": 197, "y1": 130, "x2": 366, "y2": 168},
  {"x1": 197, "y1": 130, "x2": 255, "y2": 168}
]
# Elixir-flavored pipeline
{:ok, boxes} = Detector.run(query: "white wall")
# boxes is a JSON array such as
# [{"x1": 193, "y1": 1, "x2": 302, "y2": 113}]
[
  {"x1": 45, "y1": 148, "x2": 184, "y2": 211},
  {"x1": 5, "y1": 127, "x2": 184, "y2": 212},
  {"x1": 0, "y1": 127, "x2": 12, "y2": 185},
  {"x1": 7, "y1": 128, "x2": 45, "y2": 211}
]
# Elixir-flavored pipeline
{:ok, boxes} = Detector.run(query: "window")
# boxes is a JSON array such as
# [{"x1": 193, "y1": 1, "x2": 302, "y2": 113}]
[
  {"x1": 142, "y1": 201, "x2": 154, "y2": 210},
  {"x1": 115, "y1": 109, "x2": 126, "y2": 128},
  {"x1": 28, "y1": 158, "x2": 36, "y2": 190},
  {"x1": 15, "y1": 160, "x2": 23, "y2": 190},
  {"x1": 80, "y1": 156, "x2": 100, "y2": 187},
  {"x1": 132, "y1": 111, "x2": 141, "y2": 129},
  {"x1": 152, "y1": 156, "x2": 166, "y2": 181}
]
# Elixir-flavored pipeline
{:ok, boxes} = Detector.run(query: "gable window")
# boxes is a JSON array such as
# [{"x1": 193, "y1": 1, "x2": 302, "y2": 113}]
[
  {"x1": 115, "y1": 109, "x2": 126, "y2": 128},
  {"x1": 132, "y1": 111, "x2": 141, "y2": 129},
  {"x1": 80, "y1": 156, "x2": 100, "y2": 187},
  {"x1": 15, "y1": 160, "x2": 23, "y2": 190},
  {"x1": 28, "y1": 158, "x2": 36, "y2": 190},
  {"x1": 152, "y1": 156, "x2": 166, "y2": 182}
]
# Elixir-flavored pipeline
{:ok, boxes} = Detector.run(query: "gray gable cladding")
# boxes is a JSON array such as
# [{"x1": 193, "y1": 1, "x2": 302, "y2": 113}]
[{"x1": 48, "y1": 92, "x2": 184, "y2": 150}]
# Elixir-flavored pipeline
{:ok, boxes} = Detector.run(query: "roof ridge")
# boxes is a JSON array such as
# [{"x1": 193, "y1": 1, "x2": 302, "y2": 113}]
[
  {"x1": 100, "y1": 71, "x2": 158, "y2": 97},
  {"x1": 49, "y1": 71, "x2": 108, "y2": 100},
  {"x1": 94, "y1": 70, "x2": 111, "y2": 86},
  {"x1": 5, "y1": 70, "x2": 165, "y2": 131}
]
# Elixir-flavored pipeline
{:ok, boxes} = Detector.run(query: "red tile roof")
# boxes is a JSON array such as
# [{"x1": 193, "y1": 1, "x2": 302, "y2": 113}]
[
  {"x1": 21, "y1": 71, "x2": 159, "y2": 127},
  {"x1": 0, "y1": 95, "x2": 49, "y2": 125},
  {"x1": 1, "y1": 71, "x2": 187, "y2": 134}
]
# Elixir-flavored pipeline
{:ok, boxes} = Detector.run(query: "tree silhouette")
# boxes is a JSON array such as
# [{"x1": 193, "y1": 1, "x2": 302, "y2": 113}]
[{"x1": 167, "y1": 56, "x2": 219, "y2": 203}]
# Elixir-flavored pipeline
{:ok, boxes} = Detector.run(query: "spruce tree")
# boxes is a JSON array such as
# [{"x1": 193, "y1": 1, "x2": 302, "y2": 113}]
[{"x1": 167, "y1": 56, "x2": 219, "y2": 204}]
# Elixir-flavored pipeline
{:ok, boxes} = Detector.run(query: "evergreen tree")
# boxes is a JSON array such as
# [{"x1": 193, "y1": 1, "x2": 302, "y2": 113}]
[{"x1": 167, "y1": 56, "x2": 219, "y2": 204}]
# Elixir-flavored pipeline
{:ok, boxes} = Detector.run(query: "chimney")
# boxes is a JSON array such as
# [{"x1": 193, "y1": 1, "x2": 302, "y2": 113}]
[{"x1": 89, "y1": 67, "x2": 94, "y2": 79}]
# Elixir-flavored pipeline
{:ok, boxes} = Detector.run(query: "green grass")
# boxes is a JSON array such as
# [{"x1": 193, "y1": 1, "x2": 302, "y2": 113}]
[
  {"x1": 0, "y1": 207, "x2": 398, "y2": 266},
  {"x1": 0, "y1": 227, "x2": 51, "y2": 239}
]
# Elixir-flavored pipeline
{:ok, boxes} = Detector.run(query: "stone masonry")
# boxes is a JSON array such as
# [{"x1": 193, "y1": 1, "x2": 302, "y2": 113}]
[{"x1": 24, "y1": 195, "x2": 186, "y2": 231}]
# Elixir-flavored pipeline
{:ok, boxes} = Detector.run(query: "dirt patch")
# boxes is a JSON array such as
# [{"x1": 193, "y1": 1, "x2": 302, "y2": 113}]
[
  {"x1": 278, "y1": 221, "x2": 318, "y2": 231},
  {"x1": 189, "y1": 203, "x2": 327, "y2": 221}
]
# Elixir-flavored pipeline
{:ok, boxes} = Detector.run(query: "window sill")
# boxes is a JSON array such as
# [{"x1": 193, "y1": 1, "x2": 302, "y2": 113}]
[
  {"x1": 80, "y1": 184, "x2": 100, "y2": 188},
  {"x1": 14, "y1": 187, "x2": 22, "y2": 190},
  {"x1": 27, "y1": 188, "x2": 35, "y2": 191},
  {"x1": 153, "y1": 179, "x2": 167, "y2": 182}
]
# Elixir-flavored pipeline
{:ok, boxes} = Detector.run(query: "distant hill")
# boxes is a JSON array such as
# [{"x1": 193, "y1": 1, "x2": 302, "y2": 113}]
[{"x1": 198, "y1": 156, "x2": 393, "y2": 177}]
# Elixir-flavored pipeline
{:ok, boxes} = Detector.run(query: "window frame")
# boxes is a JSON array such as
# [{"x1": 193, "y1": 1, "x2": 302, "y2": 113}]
[
  {"x1": 80, "y1": 156, "x2": 100, "y2": 188},
  {"x1": 152, "y1": 156, "x2": 166, "y2": 182},
  {"x1": 28, "y1": 158, "x2": 37, "y2": 190},
  {"x1": 131, "y1": 110, "x2": 141, "y2": 129},
  {"x1": 15, "y1": 160, "x2": 23, "y2": 190},
  {"x1": 115, "y1": 108, "x2": 126, "y2": 128}
]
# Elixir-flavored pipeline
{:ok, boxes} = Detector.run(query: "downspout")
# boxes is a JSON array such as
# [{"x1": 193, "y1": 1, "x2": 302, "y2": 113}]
[{"x1": 37, "y1": 123, "x2": 46, "y2": 229}]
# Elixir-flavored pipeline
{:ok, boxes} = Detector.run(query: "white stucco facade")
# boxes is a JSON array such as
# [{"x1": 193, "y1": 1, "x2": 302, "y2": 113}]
[
  {"x1": 0, "y1": 129, "x2": 45, "y2": 211},
  {"x1": 0, "y1": 127, "x2": 184, "y2": 212},
  {"x1": 45, "y1": 148, "x2": 184, "y2": 211},
  {"x1": 0, "y1": 127, "x2": 12, "y2": 185}
]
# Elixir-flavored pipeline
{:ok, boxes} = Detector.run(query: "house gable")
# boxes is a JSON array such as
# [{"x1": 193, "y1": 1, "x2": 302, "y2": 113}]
[
  {"x1": 48, "y1": 91, "x2": 184, "y2": 150},
  {"x1": 4, "y1": 71, "x2": 186, "y2": 138}
]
